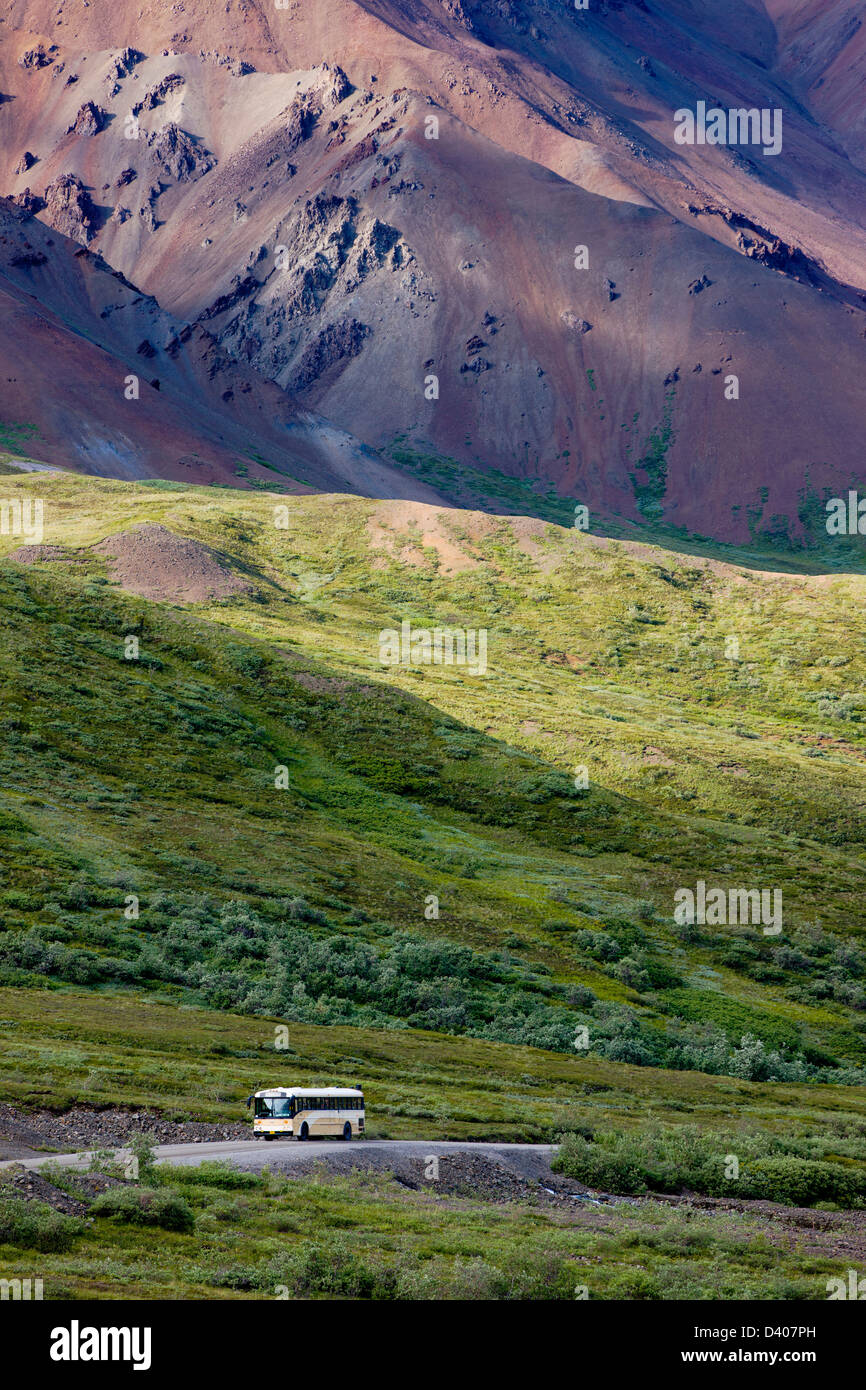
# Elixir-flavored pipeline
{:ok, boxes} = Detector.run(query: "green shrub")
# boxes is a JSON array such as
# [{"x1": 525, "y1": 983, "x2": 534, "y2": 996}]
[
  {"x1": 554, "y1": 1130, "x2": 659, "y2": 1195},
  {"x1": 127, "y1": 1134, "x2": 158, "y2": 1182},
  {"x1": 90, "y1": 1187, "x2": 195, "y2": 1232},
  {"x1": 553, "y1": 1125, "x2": 866, "y2": 1207},
  {"x1": 606, "y1": 1270, "x2": 663, "y2": 1300},
  {"x1": 745, "y1": 1157, "x2": 866, "y2": 1208},
  {"x1": 263, "y1": 1239, "x2": 396, "y2": 1299},
  {"x1": 0, "y1": 1196, "x2": 83, "y2": 1252}
]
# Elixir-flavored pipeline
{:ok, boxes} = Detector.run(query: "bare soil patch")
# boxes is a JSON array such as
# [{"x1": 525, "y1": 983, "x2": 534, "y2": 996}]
[
  {"x1": 92, "y1": 523, "x2": 253, "y2": 602},
  {"x1": 5, "y1": 544, "x2": 85, "y2": 564},
  {"x1": 367, "y1": 501, "x2": 484, "y2": 574}
]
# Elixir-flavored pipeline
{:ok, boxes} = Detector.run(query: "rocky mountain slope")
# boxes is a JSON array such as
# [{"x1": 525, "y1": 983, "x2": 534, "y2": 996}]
[
  {"x1": 1, "y1": 1, "x2": 865, "y2": 542},
  {"x1": 0, "y1": 192, "x2": 450, "y2": 495}
]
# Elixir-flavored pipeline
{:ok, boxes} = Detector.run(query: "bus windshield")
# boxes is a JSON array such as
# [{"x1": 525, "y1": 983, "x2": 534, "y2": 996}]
[{"x1": 255, "y1": 1097, "x2": 294, "y2": 1118}]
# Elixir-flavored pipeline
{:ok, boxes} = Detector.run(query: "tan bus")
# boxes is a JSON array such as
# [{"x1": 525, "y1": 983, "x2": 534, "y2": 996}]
[{"x1": 247, "y1": 1086, "x2": 365, "y2": 1141}]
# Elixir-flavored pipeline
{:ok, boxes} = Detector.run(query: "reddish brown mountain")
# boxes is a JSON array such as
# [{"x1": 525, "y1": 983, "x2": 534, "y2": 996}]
[{"x1": 2, "y1": 1, "x2": 865, "y2": 542}]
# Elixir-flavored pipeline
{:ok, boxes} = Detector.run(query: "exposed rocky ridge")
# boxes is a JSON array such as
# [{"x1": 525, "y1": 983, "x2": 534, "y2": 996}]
[
  {"x1": 200, "y1": 187, "x2": 420, "y2": 392},
  {"x1": 0, "y1": 192, "x2": 443, "y2": 500},
  {"x1": 290, "y1": 316, "x2": 372, "y2": 391},
  {"x1": 132, "y1": 71, "x2": 185, "y2": 114}
]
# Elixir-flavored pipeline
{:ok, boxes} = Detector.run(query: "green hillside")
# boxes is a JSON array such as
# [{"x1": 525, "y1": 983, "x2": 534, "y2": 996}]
[{"x1": 0, "y1": 471, "x2": 862, "y2": 1094}]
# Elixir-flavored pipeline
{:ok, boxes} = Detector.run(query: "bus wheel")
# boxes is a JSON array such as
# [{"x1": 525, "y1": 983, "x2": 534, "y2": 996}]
[
  {"x1": 343, "y1": 1123, "x2": 352, "y2": 1142},
  {"x1": 298, "y1": 1123, "x2": 309, "y2": 1141}
]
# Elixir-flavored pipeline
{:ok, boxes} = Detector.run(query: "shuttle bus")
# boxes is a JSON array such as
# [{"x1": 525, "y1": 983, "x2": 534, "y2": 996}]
[{"x1": 247, "y1": 1086, "x2": 365, "y2": 1141}]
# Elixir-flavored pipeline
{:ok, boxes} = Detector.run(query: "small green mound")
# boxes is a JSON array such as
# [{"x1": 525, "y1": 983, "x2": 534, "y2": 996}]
[{"x1": 166, "y1": 1162, "x2": 262, "y2": 1191}]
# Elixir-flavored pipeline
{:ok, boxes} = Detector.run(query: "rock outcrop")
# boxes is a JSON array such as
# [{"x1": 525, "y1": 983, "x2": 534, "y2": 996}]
[
  {"x1": 67, "y1": 102, "x2": 106, "y2": 137},
  {"x1": 42, "y1": 173, "x2": 98, "y2": 245},
  {"x1": 18, "y1": 45, "x2": 55, "y2": 70},
  {"x1": 146, "y1": 124, "x2": 216, "y2": 183}
]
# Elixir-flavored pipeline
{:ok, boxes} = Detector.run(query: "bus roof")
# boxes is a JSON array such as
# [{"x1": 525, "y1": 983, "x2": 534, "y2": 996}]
[{"x1": 253, "y1": 1087, "x2": 364, "y2": 1098}]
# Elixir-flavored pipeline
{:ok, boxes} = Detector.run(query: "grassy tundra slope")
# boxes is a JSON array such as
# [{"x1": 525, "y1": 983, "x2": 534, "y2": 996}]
[{"x1": 0, "y1": 470, "x2": 864, "y2": 1297}]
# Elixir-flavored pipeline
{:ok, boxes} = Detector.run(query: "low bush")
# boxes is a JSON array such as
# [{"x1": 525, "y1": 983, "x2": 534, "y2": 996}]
[
  {"x1": 262, "y1": 1239, "x2": 396, "y2": 1299},
  {"x1": 0, "y1": 1196, "x2": 83, "y2": 1252},
  {"x1": 90, "y1": 1187, "x2": 195, "y2": 1232},
  {"x1": 746, "y1": 1157, "x2": 866, "y2": 1209},
  {"x1": 552, "y1": 1124, "x2": 866, "y2": 1208}
]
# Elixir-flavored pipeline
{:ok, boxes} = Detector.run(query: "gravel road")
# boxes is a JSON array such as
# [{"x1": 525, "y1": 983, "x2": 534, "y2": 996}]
[{"x1": 0, "y1": 1138, "x2": 559, "y2": 1180}]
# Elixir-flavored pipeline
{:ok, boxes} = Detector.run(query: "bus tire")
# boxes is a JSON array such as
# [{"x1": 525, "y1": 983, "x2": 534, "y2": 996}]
[
  {"x1": 298, "y1": 1123, "x2": 309, "y2": 1141},
  {"x1": 343, "y1": 1123, "x2": 352, "y2": 1141}
]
